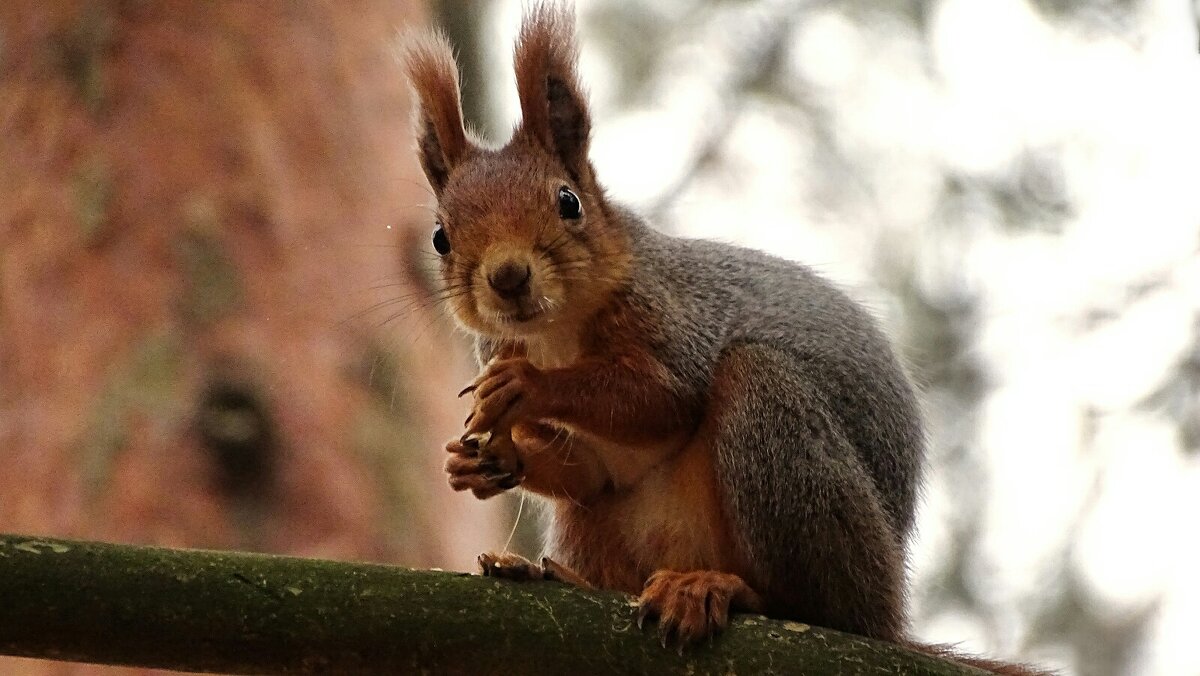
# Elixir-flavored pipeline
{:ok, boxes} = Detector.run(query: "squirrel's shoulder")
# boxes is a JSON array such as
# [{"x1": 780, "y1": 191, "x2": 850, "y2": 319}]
[
  {"x1": 608, "y1": 211, "x2": 908, "y2": 385},
  {"x1": 614, "y1": 212, "x2": 860, "y2": 330}
]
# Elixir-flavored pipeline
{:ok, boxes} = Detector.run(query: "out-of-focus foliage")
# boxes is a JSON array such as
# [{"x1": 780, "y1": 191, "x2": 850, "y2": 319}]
[{"x1": 464, "y1": 1, "x2": 1200, "y2": 674}]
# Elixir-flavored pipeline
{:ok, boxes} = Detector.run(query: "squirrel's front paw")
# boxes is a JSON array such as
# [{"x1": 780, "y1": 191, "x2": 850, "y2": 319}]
[
  {"x1": 441, "y1": 437, "x2": 520, "y2": 499},
  {"x1": 444, "y1": 438, "x2": 523, "y2": 499},
  {"x1": 458, "y1": 358, "x2": 540, "y2": 438}
]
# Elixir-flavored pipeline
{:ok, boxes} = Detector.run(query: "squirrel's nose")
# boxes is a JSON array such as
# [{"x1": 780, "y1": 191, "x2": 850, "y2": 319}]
[{"x1": 487, "y1": 261, "x2": 532, "y2": 299}]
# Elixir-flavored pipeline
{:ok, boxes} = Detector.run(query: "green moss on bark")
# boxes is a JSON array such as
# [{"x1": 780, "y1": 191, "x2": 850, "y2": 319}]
[{"x1": 0, "y1": 534, "x2": 984, "y2": 675}]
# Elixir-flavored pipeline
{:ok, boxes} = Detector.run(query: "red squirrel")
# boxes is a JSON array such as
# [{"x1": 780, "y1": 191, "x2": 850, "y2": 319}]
[{"x1": 402, "y1": 4, "x2": 1045, "y2": 674}]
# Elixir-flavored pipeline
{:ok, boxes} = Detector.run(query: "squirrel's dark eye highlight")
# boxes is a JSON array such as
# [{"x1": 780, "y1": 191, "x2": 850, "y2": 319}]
[
  {"x1": 558, "y1": 186, "x2": 582, "y2": 220},
  {"x1": 432, "y1": 224, "x2": 451, "y2": 256}
]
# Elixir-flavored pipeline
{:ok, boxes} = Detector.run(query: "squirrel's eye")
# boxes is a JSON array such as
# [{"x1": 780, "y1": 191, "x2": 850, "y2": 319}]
[
  {"x1": 557, "y1": 186, "x2": 582, "y2": 220},
  {"x1": 432, "y1": 223, "x2": 451, "y2": 256}
]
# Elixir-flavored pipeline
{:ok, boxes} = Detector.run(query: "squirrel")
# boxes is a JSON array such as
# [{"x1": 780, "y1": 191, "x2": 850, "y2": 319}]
[{"x1": 402, "y1": 4, "x2": 1045, "y2": 674}]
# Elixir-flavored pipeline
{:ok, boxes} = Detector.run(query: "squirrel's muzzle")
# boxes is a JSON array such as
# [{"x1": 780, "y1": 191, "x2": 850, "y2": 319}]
[{"x1": 487, "y1": 261, "x2": 532, "y2": 300}]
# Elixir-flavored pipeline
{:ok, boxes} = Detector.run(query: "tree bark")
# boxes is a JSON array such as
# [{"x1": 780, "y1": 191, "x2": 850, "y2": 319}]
[
  {"x1": 0, "y1": 0, "x2": 500, "y2": 577},
  {"x1": 0, "y1": 534, "x2": 984, "y2": 675},
  {"x1": 0, "y1": 2, "x2": 514, "y2": 668}
]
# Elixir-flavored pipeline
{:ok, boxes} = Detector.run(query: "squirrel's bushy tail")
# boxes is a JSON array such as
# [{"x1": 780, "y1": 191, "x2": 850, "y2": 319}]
[{"x1": 905, "y1": 640, "x2": 1055, "y2": 675}]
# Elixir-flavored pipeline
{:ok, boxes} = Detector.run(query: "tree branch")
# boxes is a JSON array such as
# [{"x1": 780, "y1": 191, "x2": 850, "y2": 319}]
[{"x1": 0, "y1": 533, "x2": 981, "y2": 674}]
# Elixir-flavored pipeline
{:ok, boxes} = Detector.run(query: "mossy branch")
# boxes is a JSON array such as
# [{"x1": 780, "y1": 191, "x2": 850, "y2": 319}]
[{"x1": 0, "y1": 533, "x2": 981, "y2": 674}]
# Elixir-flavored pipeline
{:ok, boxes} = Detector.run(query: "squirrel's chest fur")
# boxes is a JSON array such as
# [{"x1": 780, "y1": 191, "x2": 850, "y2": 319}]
[
  {"x1": 521, "y1": 328, "x2": 744, "y2": 594},
  {"x1": 522, "y1": 331, "x2": 581, "y2": 370},
  {"x1": 543, "y1": 432, "x2": 742, "y2": 594}
]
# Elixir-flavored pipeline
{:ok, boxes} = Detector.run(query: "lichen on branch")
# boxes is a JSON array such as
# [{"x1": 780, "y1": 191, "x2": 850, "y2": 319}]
[{"x1": 0, "y1": 534, "x2": 981, "y2": 675}]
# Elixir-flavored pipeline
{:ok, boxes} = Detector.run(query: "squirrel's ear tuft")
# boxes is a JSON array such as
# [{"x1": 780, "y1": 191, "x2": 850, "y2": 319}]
[
  {"x1": 400, "y1": 29, "x2": 470, "y2": 196},
  {"x1": 514, "y1": 3, "x2": 592, "y2": 183}
]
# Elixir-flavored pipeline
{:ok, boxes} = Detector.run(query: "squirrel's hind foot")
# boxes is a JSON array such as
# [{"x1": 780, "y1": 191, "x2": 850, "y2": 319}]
[
  {"x1": 478, "y1": 553, "x2": 591, "y2": 588},
  {"x1": 636, "y1": 570, "x2": 764, "y2": 649},
  {"x1": 478, "y1": 552, "x2": 546, "y2": 580}
]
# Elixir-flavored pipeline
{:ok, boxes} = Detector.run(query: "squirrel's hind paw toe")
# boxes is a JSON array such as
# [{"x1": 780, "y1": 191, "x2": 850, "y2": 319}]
[
  {"x1": 637, "y1": 570, "x2": 758, "y2": 647},
  {"x1": 477, "y1": 551, "x2": 546, "y2": 581}
]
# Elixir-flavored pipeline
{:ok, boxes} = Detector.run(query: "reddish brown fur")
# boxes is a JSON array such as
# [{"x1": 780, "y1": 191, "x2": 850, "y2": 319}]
[
  {"x1": 417, "y1": 11, "x2": 827, "y2": 643},
  {"x1": 539, "y1": 426, "x2": 742, "y2": 595},
  {"x1": 415, "y1": 0, "x2": 799, "y2": 641},
  {"x1": 403, "y1": 6, "x2": 626, "y2": 344},
  {"x1": 399, "y1": 30, "x2": 471, "y2": 191},
  {"x1": 429, "y1": 152, "x2": 633, "y2": 343},
  {"x1": 409, "y1": 4, "x2": 1048, "y2": 674},
  {"x1": 639, "y1": 571, "x2": 764, "y2": 642},
  {"x1": 513, "y1": 4, "x2": 593, "y2": 182}
]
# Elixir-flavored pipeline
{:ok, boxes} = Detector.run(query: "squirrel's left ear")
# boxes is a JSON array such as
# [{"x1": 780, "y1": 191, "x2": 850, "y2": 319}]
[
  {"x1": 514, "y1": 3, "x2": 593, "y2": 184},
  {"x1": 402, "y1": 30, "x2": 471, "y2": 196}
]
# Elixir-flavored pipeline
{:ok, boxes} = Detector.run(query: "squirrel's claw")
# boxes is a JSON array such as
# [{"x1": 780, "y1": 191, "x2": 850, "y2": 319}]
[
  {"x1": 444, "y1": 437, "x2": 478, "y2": 457},
  {"x1": 459, "y1": 430, "x2": 491, "y2": 450},
  {"x1": 659, "y1": 623, "x2": 675, "y2": 650},
  {"x1": 637, "y1": 569, "x2": 755, "y2": 648},
  {"x1": 450, "y1": 360, "x2": 538, "y2": 497},
  {"x1": 491, "y1": 472, "x2": 521, "y2": 489},
  {"x1": 443, "y1": 448, "x2": 521, "y2": 498},
  {"x1": 478, "y1": 551, "x2": 545, "y2": 580},
  {"x1": 458, "y1": 359, "x2": 538, "y2": 439}
]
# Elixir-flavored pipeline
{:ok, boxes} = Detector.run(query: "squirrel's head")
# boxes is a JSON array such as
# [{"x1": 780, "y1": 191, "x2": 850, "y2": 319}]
[{"x1": 402, "y1": 3, "x2": 628, "y2": 340}]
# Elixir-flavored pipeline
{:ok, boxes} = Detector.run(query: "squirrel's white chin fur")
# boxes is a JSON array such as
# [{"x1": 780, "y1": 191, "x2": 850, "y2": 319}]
[
  {"x1": 479, "y1": 310, "x2": 551, "y2": 339},
  {"x1": 475, "y1": 290, "x2": 565, "y2": 338}
]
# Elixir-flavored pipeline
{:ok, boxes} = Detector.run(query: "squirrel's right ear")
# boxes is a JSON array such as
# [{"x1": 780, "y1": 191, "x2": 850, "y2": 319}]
[
  {"x1": 514, "y1": 4, "x2": 593, "y2": 184},
  {"x1": 401, "y1": 30, "x2": 469, "y2": 196}
]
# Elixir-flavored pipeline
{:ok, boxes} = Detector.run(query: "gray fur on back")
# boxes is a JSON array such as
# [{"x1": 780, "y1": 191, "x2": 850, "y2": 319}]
[{"x1": 622, "y1": 216, "x2": 925, "y2": 543}]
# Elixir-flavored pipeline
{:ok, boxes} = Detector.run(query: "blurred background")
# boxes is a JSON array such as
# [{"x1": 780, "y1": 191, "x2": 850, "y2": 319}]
[{"x1": 1, "y1": 1, "x2": 1197, "y2": 674}]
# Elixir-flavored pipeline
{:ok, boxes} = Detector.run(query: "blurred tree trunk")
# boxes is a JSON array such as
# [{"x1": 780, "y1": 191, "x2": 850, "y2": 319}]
[{"x1": 0, "y1": 2, "x2": 502, "y2": 673}]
